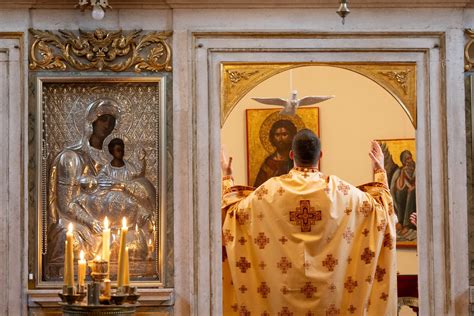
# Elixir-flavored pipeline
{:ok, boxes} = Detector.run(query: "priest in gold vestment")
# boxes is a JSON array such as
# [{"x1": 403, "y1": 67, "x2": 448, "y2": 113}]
[{"x1": 221, "y1": 129, "x2": 397, "y2": 315}]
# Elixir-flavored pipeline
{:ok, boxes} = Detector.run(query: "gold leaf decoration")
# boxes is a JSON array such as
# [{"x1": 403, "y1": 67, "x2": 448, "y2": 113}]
[
  {"x1": 465, "y1": 29, "x2": 474, "y2": 71},
  {"x1": 227, "y1": 70, "x2": 259, "y2": 85},
  {"x1": 221, "y1": 63, "x2": 417, "y2": 128},
  {"x1": 29, "y1": 28, "x2": 172, "y2": 72},
  {"x1": 379, "y1": 70, "x2": 411, "y2": 95}
]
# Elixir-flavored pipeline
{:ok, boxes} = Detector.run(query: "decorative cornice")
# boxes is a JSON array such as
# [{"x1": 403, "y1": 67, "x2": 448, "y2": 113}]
[
  {"x1": 0, "y1": 0, "x2": 471, "y2": 9},
  {"x1": 221, "y1": 62, "x2": 417, "y2": 128},
  {"x1": 29, "y1": 28, "x2": 172, "y2": 73}
]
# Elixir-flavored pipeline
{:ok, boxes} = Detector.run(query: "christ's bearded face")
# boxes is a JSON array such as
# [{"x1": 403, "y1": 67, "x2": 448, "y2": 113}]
[{"x1": 272, "y1": 127, "x2": 292, "y2": 152}]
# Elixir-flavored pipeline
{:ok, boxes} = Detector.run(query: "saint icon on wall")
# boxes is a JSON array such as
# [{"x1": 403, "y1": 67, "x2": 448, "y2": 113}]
[
  {"x1": 378, "y1": 138, "x2": 417, "y2": 247},
  {"x1": 246, "y1": 108, "x2": 319, "y2": 187},
  {"x1": 37, "y1": 81, "x2": 164, "y2": 283}
]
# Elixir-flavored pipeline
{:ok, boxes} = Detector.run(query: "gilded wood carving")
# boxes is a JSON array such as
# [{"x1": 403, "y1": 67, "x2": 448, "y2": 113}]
[
  {"x1": 221, "y1": 63, "x2": 417, "y2": 128},
  {"x1": 29, "y1": 29, "x2": 172, "y2": 72}
]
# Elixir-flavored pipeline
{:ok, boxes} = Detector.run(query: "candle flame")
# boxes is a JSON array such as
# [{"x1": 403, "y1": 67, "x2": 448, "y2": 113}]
[
  {"x1": 135, "y1": 223, "x2": 138, "y2": 231},
  {"x1": 122, "y1": 217, "x2": 127, "y2": 229},
  {"x1": 148, "y1": 239, "x2": 152, "y2": 245},
  {"x1": 68, "y1": 222, "x2": 73, "y2": 233},
  {"x1": 80, "y1": 250, "x2": 85, "y2": 261},
  {"x1": 104, "y1": 216, "x2": 109, "y2": 230}
]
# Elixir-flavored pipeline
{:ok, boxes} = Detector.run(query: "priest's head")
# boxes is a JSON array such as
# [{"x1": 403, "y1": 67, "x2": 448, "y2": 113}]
[{"x1": 290, "y1": 129, "x2": 321, "y2": 167}]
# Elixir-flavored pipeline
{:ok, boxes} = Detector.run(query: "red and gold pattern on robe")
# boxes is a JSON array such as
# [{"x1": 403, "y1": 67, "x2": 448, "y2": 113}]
[{"x1": 222, "y1": 168, "x2": 397, "y2": 315}]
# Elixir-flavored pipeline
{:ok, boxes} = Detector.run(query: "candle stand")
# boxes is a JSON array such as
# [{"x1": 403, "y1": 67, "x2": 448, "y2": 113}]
[{"x1": 58, "y1": 257, "x2": 140, "y2": 315}]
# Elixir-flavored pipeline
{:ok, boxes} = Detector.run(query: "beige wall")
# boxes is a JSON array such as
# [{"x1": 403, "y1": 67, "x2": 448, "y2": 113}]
[{"x1": 221, "y1": 65, "x2": 418, "y2": 277}]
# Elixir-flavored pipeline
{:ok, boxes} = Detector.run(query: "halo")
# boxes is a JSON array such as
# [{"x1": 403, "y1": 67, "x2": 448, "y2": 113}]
[
  {"x1": 85, "y1": 98, "x2": 122, "y2": 125},
  {"x1": 72, "y1": 92, "x2": 134, "y2": 141},
  {"x1": 103, "y1": 133, "x2": 135, "y2": 161},
  {"x1": 259, "y1": 111, "x2": 306, "y2": 153}
]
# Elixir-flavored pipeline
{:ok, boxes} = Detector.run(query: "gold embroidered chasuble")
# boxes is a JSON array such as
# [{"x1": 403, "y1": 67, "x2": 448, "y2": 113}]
[{"x1": 222, "y1": 168, "x2": 397, "y2": 316}]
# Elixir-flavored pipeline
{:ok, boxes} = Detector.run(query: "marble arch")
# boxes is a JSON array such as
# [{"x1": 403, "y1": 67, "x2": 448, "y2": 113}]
[{"x1": 187, "y1": 31, "x2": 468, "y2": 315}]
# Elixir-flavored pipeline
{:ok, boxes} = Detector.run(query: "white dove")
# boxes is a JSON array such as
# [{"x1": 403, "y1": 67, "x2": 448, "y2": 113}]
[{"x1": 252, "y1": 90, "x2": 334, "y2": 116}]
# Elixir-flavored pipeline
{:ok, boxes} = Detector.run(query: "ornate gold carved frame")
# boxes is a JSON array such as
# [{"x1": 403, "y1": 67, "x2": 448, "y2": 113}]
[
  {"x1": 221, "y1": 62, "x2": 416, "y2": 128},
  {"x1": 31, "y1": 75, "x2": 168, "y2": 288},
  {"x1": 28, "y1": 29, "x2": 172, "y2": 291}
]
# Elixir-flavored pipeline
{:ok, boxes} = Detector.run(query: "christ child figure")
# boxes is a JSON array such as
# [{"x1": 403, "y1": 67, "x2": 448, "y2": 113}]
[{"x1": 98, "y1": 138, "x2": 146, "y2": 184}]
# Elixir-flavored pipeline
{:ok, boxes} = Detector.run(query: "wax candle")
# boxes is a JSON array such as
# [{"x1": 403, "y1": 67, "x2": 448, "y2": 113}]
[
  {"x1": 104, "y1": 278, "x2": 111, "y2": 297},
  {"x1": 102, "y1": 217, "x2": 110, "y2": 277},
  {"x1": 65, "y1": 223, "x2": 75, "y2": 287},
  {"x1": 148, "y1": 239, "x2": 153, "y2": 253},
  {"x1": 78, "y1": 250, "x2": 86, "y2": 286},
  {"x1": 64, "y1": 241, "x2": 68, "y2": 286},
  {"x1": 117, "y1": 217, "x2": 128, "y2": 287},
  {"x1": 123, "y1": 246, "x2": 130, "y2": 286},
  {"x1": 102, "y1": 217, "x2": 110, "y2": 261}
]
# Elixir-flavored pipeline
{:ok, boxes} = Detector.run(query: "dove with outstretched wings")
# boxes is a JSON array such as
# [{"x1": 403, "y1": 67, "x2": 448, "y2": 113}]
[{"x1": 252, "y1": 90, "x2": 334, "y2": 116}]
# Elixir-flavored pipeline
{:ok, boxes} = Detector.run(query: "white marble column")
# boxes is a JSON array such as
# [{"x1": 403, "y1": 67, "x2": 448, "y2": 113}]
[{"x1": 0, "y1": 35, "x2": 25, "y2": 316}]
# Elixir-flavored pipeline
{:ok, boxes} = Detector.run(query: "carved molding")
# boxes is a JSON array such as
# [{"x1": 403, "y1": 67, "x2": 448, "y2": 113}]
[
  {"x1": 0, "y1": 0, "x2": 471, "y2": 9},
  {"x1": 29, "y1": 29, "x2": 172, "y2": 72},
  {"x1": 221, "y1": 64, "x2": 295, "y2": 125},
  {"x1": 379, "y1": 70, "x2": 411, "y2": 94},
  {"x1": 221, "y1": 62, "x2": 417, "y2": 128}
]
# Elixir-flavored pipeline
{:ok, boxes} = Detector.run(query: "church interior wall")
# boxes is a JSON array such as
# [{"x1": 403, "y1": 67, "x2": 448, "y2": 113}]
[{"x1": 0, "y1": 5, "x2": 471, "y2": 315}]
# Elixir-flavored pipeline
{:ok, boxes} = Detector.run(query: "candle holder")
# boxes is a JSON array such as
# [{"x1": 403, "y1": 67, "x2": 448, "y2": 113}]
[
  {"x1": 86, "y1": 257, "x2": 109, "y2": 305},
  {"x1": 58, "y1": 286, "x2": 86, "y2": 304},
  {"x1": 87, "y1": 282, "x2": 101, "y2": 305},
  {"x1": 116, "y1": 285, "x2": 130, "y2": 295},
  {"x1": 110, "y1": 293, "x2": 128, "y2": 305},
  {"x1": 77, "y1": 284, "x2": 86, "y2": 294},
  {"x1": 89, "y1": 258, "x2": 108, "y2": 282},
  {"x1": 126, "y1": 286, "x2": 140, "y2": 304}
]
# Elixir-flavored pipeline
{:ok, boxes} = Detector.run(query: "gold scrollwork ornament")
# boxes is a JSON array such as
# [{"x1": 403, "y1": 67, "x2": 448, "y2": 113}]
[{"x1": 29, "y1": 28, "x2": 172, "y2": 72}]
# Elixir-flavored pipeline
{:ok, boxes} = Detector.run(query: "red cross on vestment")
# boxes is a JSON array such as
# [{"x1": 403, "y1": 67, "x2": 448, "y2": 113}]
[{"x1": 290, "y1": 200, "x2": 321, "y2": 232}]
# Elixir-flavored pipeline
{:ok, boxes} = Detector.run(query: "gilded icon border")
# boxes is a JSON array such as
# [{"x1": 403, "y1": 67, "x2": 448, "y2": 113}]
[
  {"x1": 377, "y1": 138, "x2": 417, "y2": 248},
  {"x1": 29, "y1": 74, "x2": 168, "y2": 288}
]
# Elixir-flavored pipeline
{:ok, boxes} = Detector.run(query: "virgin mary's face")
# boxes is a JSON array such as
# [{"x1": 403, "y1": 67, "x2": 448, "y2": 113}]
[{"x1": 92, "y1": 114, "x2": 116, "y2": 139}]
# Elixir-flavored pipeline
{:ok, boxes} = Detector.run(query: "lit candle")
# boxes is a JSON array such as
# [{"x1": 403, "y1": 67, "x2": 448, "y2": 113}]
[
  {"x1": 64, "y1": 240, "x2": 68, "y2": 286},
  {"x1": 65, "y1": 223, "x2": 75, "y2": 287},
  {"x1": 148, "y1": 239, "x2": 153, "y2": 252},
  {"x1": 117, "y1": 217, "x2": 128, "y2": 287},
  {"x1": 123, "y1": 246, "x2": 130, "y2": 286},
  {"x1": 102, "y1": 217, "x2": 110, "y2": 276},
  {"x1": 78, "y1": 250, "x2": 86, "y2": 286},
  {"x1": 104, "y1": 278, "x2": 111, "y2": 298}
]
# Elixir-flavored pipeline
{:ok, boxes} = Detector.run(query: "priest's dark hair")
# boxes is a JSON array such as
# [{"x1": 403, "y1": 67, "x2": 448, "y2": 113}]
[{"x1": 291, "y1": 129, "x2": 321, "y2": 166}]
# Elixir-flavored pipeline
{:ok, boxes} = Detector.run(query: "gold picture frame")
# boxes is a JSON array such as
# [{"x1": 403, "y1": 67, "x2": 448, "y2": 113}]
[
  {"x1": 29, "y1": 75, "x2": 168, "y2": 288},
  {"x1": 377, "y1": 138, "x2": 417, "y2": 248},
  {"x1": 246, "y1": 107, "x2": 319, "y2": 187}
]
